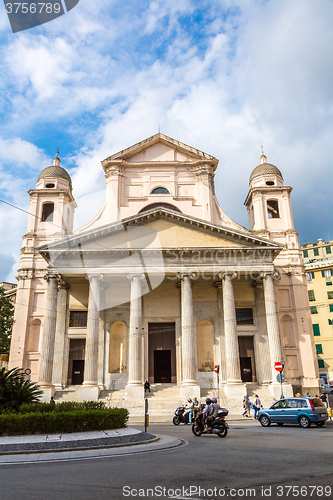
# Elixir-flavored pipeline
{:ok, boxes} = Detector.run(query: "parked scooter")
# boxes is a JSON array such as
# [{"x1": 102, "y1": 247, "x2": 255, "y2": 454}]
[
  {"x1": 192, "y1": 408, "x2": 229, "y2": 437},
  {"x1": 173, "y1": 406, "x2": 194, "y2": 425}
]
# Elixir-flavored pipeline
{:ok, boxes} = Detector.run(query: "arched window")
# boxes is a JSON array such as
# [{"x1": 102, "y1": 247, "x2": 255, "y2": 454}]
[
  {"x1": 41, "y1": 202, "x2": 54, "y2": 222},
  {"x1": 197, "y1": 321, "x2": 215, "y2": 372},
  {"x1": 267, "y1": 199, "x2": 280, "y2": 219},
  {"x1": 109, "y1": 322, "x2": 127, "y2": 373},
  {"x1": 151, "y1": 187, "x2": 170, "y2": 195},
  {"x1": 138, "y1": 203, "x2": 182, "y2": 214}
]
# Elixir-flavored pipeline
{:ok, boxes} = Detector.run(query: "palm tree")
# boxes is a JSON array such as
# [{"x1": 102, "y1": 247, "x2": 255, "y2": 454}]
[{"x1": 0, "y1": 367, "x2": 42, "y2": 411}]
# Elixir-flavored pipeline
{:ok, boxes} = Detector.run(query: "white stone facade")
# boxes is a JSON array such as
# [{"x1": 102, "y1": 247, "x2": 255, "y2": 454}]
[{"x1": 9, "y1": 135, "x2": 320, "y2": 403}]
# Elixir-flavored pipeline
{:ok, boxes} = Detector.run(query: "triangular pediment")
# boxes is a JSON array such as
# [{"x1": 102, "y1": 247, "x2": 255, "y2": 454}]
[
  {"x1": 101, "y1": 133, "x2": 218, "y2": 168},
  {"x1": 38, "y1": 207, "x2": 282, "y2": 261}
]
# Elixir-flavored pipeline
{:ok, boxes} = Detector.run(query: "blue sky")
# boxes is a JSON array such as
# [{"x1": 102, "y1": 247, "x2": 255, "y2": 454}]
[{"x1": 0, "y1": 0, "x2": 333, "y2": 281}]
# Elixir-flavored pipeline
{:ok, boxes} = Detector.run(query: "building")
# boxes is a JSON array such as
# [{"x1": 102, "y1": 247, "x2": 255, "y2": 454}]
[
  {"x1": 8, "y1": 134, "x2": 319, "y2": 406},
  {"x1": 302, "y1": 239, "x2": 333, "y2": 383}
]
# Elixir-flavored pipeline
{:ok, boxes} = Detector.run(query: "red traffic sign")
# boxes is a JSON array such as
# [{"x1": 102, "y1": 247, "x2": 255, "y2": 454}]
[
  {"x1": 274, "y1": 362, "x2": 283, "y2": 372},
  {"x1": 24, "y1": 368, "x2": 31, "y2": 375},
  {"x1": 214, "y1": 365, "x2": 219, "y2": 373}
]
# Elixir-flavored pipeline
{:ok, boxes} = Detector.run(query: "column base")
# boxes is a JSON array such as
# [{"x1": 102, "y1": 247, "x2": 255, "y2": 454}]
[
  {"x1": 39, "y1": 386, "x2": 55, "y2": 402},
  {"x1": 224, "y1": 382, "x2": 246, "y2": 401},
  {"x1": 125, "y1": 384, "x2": 144, "y2": 401},
  {"x1": 180, "y1": 384, "x2": 200, "y2": 402},
  {"x1": 269, "y1": 382, "x2": 293, "y2": 400},
  {"x1": 78, "y1": 385, "x2": 100, "y2": 402}
]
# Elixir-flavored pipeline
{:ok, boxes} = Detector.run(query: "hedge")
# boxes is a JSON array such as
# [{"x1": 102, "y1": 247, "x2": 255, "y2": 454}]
[
  {"x1": 18, "y1": 401, "x2": 107, "y2": 413},
  {"x1": 0, "y1": 407, "x2": 128, "y2": 435}
]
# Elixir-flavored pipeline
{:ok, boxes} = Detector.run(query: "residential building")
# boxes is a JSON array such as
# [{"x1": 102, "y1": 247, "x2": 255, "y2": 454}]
[{"x1": 302, "y1": 239, "x2": 333, "y2": 383}]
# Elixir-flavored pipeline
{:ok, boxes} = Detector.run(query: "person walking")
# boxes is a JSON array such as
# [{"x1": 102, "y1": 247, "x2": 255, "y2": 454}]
[
  {"x1": 242, "y1": 395, "x2": 251, "y2": 417},
  {"x1": 319, "y1": 392, "x2": 328, "y2": 407},
  {"x1": 253, "y1": 394, "x2": 261, "y2": 420}
]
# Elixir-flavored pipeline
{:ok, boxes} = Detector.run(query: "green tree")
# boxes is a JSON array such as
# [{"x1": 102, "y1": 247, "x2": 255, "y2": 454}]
[
  {"x1": 0, "y1": 285, "x2": 14, "y2": 352},
  {"x1": 0, "y1": 367, "x2": 42, "y2": 411}
]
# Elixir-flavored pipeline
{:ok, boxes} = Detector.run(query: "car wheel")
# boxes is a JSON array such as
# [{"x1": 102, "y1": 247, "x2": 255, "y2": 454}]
[
  {"x1": 173, "y1": 416, "x2": 180, "y2": 425},
  {"x1": 298, "y1": 416, "x2": 311, "y2": 428},
  {"x1": 259, "y1": 415, "x2": 271, "y2": 427},
  {"x1": 191, "y1": 424, "x2": 202, "y2": 436},
  {"x1": 315, "y1": 421, "x2": 325, "y2": 427},
  {"x1": 277, "y1": 423, "x2": 284, "y2": 426}
]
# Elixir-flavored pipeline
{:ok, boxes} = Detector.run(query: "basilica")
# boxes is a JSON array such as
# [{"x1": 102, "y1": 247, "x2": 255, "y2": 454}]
[{"x1": 9, "y1": 134, "x2": 319, "y2": 407}]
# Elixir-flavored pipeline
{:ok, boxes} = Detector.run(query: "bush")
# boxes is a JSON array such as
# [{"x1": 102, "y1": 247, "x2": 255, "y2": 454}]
[
  {"x1": 0, "y1": 367, "x2": 42, "y2": 411},
  {"x1": 0, "y1": 407, "x2": 128, "y2": 435},
  {"x1": 18, "y1": 400, "x2": 107, "y2": 414}
]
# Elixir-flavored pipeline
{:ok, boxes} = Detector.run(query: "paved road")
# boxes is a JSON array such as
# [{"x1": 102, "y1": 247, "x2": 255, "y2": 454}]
[{"x1": 0, "y1": 421, "x2": 332, "y2": 500}]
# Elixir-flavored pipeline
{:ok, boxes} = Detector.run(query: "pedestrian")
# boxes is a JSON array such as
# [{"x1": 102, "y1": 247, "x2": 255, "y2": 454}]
[
  {"x1": 253, "y1": 394, "x2": 261, "y2": 420},
  {"x1": 144, "y1": 381, "x2": 150, "y2": 392},
  {"x1": 242, "y1": 395, "x2": 251, "y2": 417},
  {"x1": 295, "y1": 392, "x2": 302, "y2": 397},
  {"x1": 319, "y1": 392, "x2": 328, "y2": 407},
  {"x1": 304, "y1": 391, "x2": 310, "y2": 398},
  {"x1": 49, "y1": 396, "x2": 55, "y2": 404}
]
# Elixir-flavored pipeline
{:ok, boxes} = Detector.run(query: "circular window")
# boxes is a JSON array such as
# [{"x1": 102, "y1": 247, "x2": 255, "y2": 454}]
[
  {"x1": 46, "y1": 183, "x2": 55, "y2": 188},
  {"x1": 266, "y1": 181, "x2": 274, "y2": 186}
]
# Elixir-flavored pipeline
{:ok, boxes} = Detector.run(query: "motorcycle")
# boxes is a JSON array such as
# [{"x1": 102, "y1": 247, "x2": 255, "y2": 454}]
[
  {"x1": 173, "y1": 406, "x2": 195, "y2": 425},
  {"x1": 191, "y1": 408, "x2": 229, "y2": 437}
]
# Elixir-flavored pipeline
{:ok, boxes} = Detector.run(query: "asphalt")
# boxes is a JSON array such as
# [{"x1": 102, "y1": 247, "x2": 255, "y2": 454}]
[{"x1": 1, "y1": 414, "x2": 331, "y2": 464}]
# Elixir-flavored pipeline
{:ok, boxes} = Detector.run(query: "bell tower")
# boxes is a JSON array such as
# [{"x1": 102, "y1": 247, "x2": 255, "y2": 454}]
[{"x1": 244, "y1": 152, "x2": 301, "y2": 266}]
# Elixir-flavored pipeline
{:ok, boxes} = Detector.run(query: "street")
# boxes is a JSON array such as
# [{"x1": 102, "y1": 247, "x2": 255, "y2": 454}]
[{"x1": 0, "y1": 420, "x2": 332, "y2": 500}]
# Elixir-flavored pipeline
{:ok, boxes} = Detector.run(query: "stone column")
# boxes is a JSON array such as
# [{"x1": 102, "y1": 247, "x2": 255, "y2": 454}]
[
  {"x1": 220, "y1": 272, "x2": 244, "y2": 400},
  {"x1": 221, "y1": 272, "x2": 242, "y2": 384},
  {"x1": 263, "y1": 271, "x2": 293, "y2": 398},
  {"x1": 52, "y1": 281, "x2": 69, "y2": 390},
  {"x1": 263, "y1": 272, "x2": 284, "y2": 376},
  {"x1": 125, "y1": 274, "x2": 145, "y2": 400},
  {"x1": 78, "y1": 274, "x2": 101, "y2": 401},
  {"x1": 38, "y1": 273, "x2": 59, "y2": 400},
  {"x1": 253, "y1": 281, "x2": 271, "y2": 384},
  {"x1": 180, "y1": 273, "x2": 200, "y2": 401}
]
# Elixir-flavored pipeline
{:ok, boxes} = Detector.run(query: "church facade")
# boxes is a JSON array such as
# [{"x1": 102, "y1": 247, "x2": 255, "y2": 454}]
[{"x1": 9, "y1": 134, "x2": 319, "y2": 403}]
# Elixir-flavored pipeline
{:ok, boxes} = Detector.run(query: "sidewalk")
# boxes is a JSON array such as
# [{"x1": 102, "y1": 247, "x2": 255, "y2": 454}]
[{"x1": 0, "y1": 428, "x2": 184, "y2": 464}]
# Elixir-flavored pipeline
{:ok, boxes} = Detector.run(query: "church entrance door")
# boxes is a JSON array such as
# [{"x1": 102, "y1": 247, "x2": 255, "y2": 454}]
[
  {"x1": 72, "y1": 360, "x2": 84, "y2": 385},
  {"x1": 148, "y1": 323, "x2": 176, "y2": 384},
  {"x1": 154, "y1": 350, "x2": 171, "y2": 383},
  {"x1": 238, "y1": 336, "x2": 257, "y2": 383},
  {"x1": 68, "y1": 338, "x2": 85, "y2": 385}
]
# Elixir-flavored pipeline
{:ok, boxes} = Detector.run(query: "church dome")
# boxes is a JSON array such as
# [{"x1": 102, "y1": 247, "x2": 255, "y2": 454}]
[
  {"x1": 38, "y1": 156, "x2": 72, "y2": 185},
  {"x1": 249, "y1": 153, "x2": 283, "y2": 183}
]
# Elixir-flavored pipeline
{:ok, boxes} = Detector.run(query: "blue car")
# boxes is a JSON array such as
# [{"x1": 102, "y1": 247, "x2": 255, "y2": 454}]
[{"x1": 258, "y1": 397, "x2": 328, "y2": 428}]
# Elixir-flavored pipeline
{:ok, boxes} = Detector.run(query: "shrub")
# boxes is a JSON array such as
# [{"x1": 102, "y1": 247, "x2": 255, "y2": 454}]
[
  {"x1": 18, "y1": 401, "x2": 107, "y2": 413},
  {"x1": 0, "y1": 367, "x2": 42, "y2": 411},
  {"x1": 0, "y1": 407, "x2": 128, "y2": 435}
]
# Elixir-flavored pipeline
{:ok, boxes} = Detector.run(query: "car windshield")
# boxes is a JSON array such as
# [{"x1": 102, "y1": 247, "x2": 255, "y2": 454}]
[{"x1": 311, "y1": 398, "x2": 325, "y2": 407}]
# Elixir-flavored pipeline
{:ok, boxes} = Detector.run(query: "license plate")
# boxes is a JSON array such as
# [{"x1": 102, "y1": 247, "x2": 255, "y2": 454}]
[{"x1": 320, "y1": 414, "x2": 326, "y2": 417}]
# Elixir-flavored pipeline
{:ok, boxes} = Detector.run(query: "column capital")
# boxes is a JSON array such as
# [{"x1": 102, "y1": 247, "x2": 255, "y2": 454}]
[
  {"x1": 218, "y1": 271, "x2": 237, "y2": 280},
  {"x1": 177, "y1": 272, "x2": 197, "y2": 281},
  {"x1": 86, "y1": 273, "x2": 104, "y2": 283},
  {"x1": 261, "y1": 269, "x2": 281, "y2": 282},
  {"x1": 44, "y1": 272, "x2": 61, "y2": 283},
  {"x1": 127, "y1": 273, "x2": 145, "y2": 282},
  {"x1": 58, "y1": 279, "x2": 70, "y2": 290}
]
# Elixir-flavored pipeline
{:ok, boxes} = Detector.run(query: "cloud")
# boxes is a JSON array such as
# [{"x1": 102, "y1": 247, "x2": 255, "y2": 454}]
[{"x1": 0, "y1": 0, "x2": 332, "y2": 278}]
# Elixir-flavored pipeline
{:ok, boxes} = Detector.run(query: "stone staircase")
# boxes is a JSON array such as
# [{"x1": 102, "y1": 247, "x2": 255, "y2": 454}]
[{"x1": 53, "y1": 383, "x2": 276, "y2": 422}]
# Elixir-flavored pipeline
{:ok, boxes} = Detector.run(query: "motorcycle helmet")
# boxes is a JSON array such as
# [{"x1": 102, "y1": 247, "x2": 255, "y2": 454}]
[
  {"x1": 205, "y1": 398, "x2": 212, "y2": 405},
  {"x1": 212, "y1": 398, "x2": 217, "y2": 403},
  {"x1": 187, "y1": 398, "x2": 192, "y2": 402}
]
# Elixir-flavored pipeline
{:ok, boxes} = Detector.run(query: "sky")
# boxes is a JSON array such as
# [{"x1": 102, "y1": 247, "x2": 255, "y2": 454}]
[{"x1": 0, "y1": 0, "x2": 332, "y2": 282}]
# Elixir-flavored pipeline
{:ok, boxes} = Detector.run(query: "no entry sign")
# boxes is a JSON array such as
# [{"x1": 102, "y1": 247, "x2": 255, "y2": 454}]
[{"x1": 274, "y1": 362, "x2": 283, "y2": 372}]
